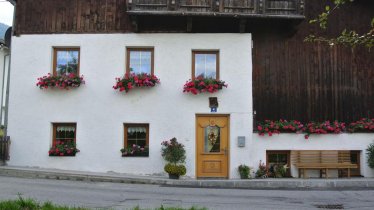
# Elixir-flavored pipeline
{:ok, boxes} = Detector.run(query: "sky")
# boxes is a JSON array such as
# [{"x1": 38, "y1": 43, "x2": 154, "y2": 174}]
[{"x1": 0, "y1": 1, "x2": 14, "y2": 26}]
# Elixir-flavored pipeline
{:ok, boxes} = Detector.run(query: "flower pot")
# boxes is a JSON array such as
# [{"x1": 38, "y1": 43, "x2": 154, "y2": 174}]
[{"x1": 168, "y1": 173, "x2": 180, "y2": 179}]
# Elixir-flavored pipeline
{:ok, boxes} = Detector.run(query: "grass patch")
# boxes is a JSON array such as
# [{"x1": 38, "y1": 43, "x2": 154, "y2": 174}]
[{"x1": 0, "y1": 196, "x2": 88, "y2": 210}]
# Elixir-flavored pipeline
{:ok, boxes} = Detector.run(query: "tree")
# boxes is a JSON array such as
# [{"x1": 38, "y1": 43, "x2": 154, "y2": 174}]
[{"x1": 305, "y1": 0, "x2": 374, "y2": 49}]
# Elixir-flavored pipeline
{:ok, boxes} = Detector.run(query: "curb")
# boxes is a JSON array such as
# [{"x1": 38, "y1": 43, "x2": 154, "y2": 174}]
[{"x1": 1, "y1": 166, "x2": 374, "y2": 189}]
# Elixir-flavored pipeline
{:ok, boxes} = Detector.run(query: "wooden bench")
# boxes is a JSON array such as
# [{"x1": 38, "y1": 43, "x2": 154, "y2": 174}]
[{"x1": 291, "y1": 150, "x2": 358, "y2": 178}]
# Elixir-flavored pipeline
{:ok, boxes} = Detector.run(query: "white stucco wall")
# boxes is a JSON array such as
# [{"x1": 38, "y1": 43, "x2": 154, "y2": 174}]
[
  {"x1": 251, "y1": 134, "x2": 374, "y2": 178},
  {"x1": 7, "y1": 34, "x2": 253, "y2": 178}
]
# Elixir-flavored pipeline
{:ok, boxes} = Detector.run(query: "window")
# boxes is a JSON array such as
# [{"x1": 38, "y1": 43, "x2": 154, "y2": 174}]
[
  {"x1": 53, "y1": 48, "x2": 80, "y2": 76},
  {"x1": 52, "y1": 123, "x2": 76, "y2": 146},
  {"x1": 192, "y1": 51, "x2": 219, "y2": 79},
  {"x1": 123, "y1": 124, "x2": 149, "y2": 157},
  {"x1": 266, "y1": 150, "x2": 291, "y2": 177},
  {"x1": 126, "y1": 48, "x2": 154, "y2": 75}
]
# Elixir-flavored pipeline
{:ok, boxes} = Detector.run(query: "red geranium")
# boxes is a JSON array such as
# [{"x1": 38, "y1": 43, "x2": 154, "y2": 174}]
[
  {"x1": 113, "y1": 73, "x2": 160, "y2": 93},
  {"x1": 183, "y1": 76, "x2": 227, "y2": 95},
  {"x1": 36, "y1": 73, "x2": 85, "y2": 90}
]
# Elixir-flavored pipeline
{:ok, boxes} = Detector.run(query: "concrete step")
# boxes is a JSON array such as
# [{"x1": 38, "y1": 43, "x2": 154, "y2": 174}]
[{"x1": 1, "y1": 166, "x2": 374, "y2": 189}]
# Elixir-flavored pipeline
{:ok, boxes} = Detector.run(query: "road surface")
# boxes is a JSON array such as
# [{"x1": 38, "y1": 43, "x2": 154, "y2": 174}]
[{"x1": 0, "y1": 176, "x2": 374, "y2": 209}]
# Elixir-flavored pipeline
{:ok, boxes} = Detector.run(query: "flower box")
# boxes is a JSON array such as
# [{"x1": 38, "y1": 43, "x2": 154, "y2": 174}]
[
  {"x1": 113, "y1": 73, "x2": 160, "y2": 93},
  {"x1": 48, "y1": 141, "x2": 80, "y2": 157},
  {"x1": 348, "y1": 118, "x2": 374, "y2": 133},
  {"x1": 304, "y1": 121, "x2": 345, "y2": 139},
  {"x1": 257, "y1": 120, "x2": 304, "y2": 136},
  {"x1": 121, "y1": 145, "x2": 149, "y2": 157},
  {"x1": 183, "y1": 77, "x2": 228, "y2": 95},
  {"x1": 37, "y1": 73, "x2": 85, "y2": 90}
]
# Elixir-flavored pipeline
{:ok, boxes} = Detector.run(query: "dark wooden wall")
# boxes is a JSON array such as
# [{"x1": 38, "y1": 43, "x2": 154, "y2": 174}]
[
  {"x1": 252, "y1": 0, "x2": 374, "y2": 124},
  {"x1": 14, "y1": 0, "x2": 132, "y2": 35}
]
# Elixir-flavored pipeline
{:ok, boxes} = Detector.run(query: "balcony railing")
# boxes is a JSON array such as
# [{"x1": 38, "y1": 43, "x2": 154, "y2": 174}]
[{"x1": 126, "y1": 0, "x2": 305, "y2": 19}]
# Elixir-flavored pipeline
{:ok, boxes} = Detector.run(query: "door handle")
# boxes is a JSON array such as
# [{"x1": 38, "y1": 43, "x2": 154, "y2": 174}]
[{"x1": 222, "y1": 147, "x2": 228, "y2": 156}]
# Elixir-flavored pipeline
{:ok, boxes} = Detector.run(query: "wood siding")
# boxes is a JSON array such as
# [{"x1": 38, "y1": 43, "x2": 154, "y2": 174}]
[
  {"x1": 14, "y1": 0, "x2": 132, "y2": 35},
  {"x1": 253, "y1": 0, "x2": 374, "y2": 124}
]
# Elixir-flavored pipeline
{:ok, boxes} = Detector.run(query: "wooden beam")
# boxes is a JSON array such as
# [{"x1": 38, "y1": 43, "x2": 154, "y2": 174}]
[
  {"x1": 239, "y1": 19, "x2": 246, "y2": 33},
  {"x1": 131, "y1": 16, "x2": 138, "y2": 32},
  {"x1": 187, "y1": 17, "x2": 192, "y2": 32}
]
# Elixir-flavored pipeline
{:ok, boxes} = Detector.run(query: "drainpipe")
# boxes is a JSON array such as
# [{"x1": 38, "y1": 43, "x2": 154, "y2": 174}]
[
  {"x1": 3, "y1": 53, "x2": 10, "y2": 139},
  {"x1": 3, "y1": 0, "x2": 16, "y2": 138},
  {"x1": 0, "y1": 53, "x2": 10, "y2": 127}
]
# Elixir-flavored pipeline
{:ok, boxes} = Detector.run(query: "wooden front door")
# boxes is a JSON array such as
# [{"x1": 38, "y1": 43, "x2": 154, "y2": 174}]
[{"x1": 196, "y1": 115, "x2": 229, "y2": 178}]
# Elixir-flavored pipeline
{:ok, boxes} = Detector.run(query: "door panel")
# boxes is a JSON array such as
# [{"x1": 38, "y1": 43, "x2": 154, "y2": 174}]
[{"x1": 196, "y1": 115, "x2": 229, "y2": 178}]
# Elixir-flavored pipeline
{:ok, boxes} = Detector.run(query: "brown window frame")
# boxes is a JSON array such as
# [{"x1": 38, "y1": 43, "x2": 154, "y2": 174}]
[
  {"x1": 192, "y1": 50, "x2": 220, "y2": 80},
  {"x1": 266, "y1": 150, "x2": 291, "y2": 176},
  {"x1": 126, "y1": 47, "x2": 154, "y2": 75},
  {"x1": 124, "y1": 123, "x2": 150, "y2": 148},
  {"x1": 53, "y1": 47, "x2": 81, "y2": 76},
  {"x1": 52, "y1": 123, "x2": 77, "y2": 146}
]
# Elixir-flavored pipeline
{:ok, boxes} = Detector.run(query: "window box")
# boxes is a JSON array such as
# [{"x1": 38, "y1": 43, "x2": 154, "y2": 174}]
[
  {"x1": 113, "y1": 73, "x2": 160, "y2": 93},
  {"x1": 37, "y1": 73, "x2": 85, "y2": 90},
  {"x1": 121, "y1": 145, "x2": 149, "y2": 157},
  {"x1": 183, "y1": 77, "x2": 227, "y2": 95},
  {"x1": 48, "y1": 140, "x2": 80, "y2": 156}
]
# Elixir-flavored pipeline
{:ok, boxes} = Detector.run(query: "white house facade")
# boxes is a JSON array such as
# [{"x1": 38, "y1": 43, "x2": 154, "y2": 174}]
[{"x1": 7, "y1": 33, "x2": 253, "y2": 178}]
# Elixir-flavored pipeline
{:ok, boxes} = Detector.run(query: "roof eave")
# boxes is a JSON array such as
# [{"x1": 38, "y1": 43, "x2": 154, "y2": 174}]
[{"x1": 7, "y1": 0, "x2": 16, "y2": 5}]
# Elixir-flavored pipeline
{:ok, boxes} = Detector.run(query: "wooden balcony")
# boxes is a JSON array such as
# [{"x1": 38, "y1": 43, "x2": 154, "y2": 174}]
[{"x1": 126, "y1": 0, "x2": 305, "y2": 19}]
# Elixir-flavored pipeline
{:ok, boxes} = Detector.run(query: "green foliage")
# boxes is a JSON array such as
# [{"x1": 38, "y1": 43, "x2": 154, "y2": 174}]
[
  {"x1": 0, "y1": 128, "x2": 3, "y2": 138},
  {"x1": 238, "y1": 164, "x2": 251, "y2": 179},
  {"x1": 306, "y1": 0, "x2": 373, "y2": 49},
  {"x1": 164, "y1": 163, "x2": 187, "y2": 176},
  {"x1": 0, "y1": 196, "x2": 88, "y2": 210},
  {"x1": 367, "y1": 143, "x2": 374, "y2": 169},
  {"x1": 255, "y1": 161, "x2": 269, "y2": 178},
  {"x1": 272, "y1": 164, "x2": 288, "y2": 178},
  {"x1": 161, "y1": 138, "x2": 186, "y2": 164}
]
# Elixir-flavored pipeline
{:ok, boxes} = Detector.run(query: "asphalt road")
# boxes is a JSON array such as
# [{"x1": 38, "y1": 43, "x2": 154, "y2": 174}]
[{"x1": 0, "y1": 176, "x2": 374, "y2": 210}]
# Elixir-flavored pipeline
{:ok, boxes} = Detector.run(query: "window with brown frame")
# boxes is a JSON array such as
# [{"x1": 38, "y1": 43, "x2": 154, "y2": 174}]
[
  {"x1": 53, "y1": 48, "x2": 80, "y2": 76},
  {"x1": 52, "y1": 123, "x2": 77, "y2": 146},
  {"x1": 123, "y1": 124, "x2": 149, "y2": 157},
  {"x1": 126, "y1": 48, "x2": 154, "y2": 75},
  {"x1": 266, "y1": 150, "x2": 291, "y2": 177},
  {"x1": 192, "y1": 50, "x2": 219, "y2": 80}
]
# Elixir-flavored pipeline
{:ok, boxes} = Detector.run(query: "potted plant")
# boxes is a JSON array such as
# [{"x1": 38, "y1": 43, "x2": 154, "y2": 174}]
[
  {"x1": 255, "y1": 160, "x2": 270, "y2": 178},
  {"x1": 161, "y1": 137, "x2": 186, "y2": 179},
  {"x1": 238, "y1": 164, "x2": 251, "y2": 179}
]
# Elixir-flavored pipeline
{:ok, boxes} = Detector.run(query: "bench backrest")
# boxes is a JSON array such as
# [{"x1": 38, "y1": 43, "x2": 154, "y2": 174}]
[{"x1": 291, "y1": 150, "x2": 351, "y2": 165}]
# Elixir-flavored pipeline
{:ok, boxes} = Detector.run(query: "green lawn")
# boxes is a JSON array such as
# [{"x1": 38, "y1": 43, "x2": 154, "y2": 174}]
[{"x1": 0, "y1": 197, "x2": 207, "y2": 210}]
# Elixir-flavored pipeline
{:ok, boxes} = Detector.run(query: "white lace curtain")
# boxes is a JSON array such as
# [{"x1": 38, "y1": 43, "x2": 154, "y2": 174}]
[
  {"x1": 127, "y1": 127, "x2": 146, "y2": 134},
  {"x1": 57, "y1": 126, "x2": 75, "y2": 132}
]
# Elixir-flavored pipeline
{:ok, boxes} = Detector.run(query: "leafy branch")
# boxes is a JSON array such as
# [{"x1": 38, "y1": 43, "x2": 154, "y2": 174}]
[{"x1": 305, "y1": 0, "x2": 374, "y2": 49}]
